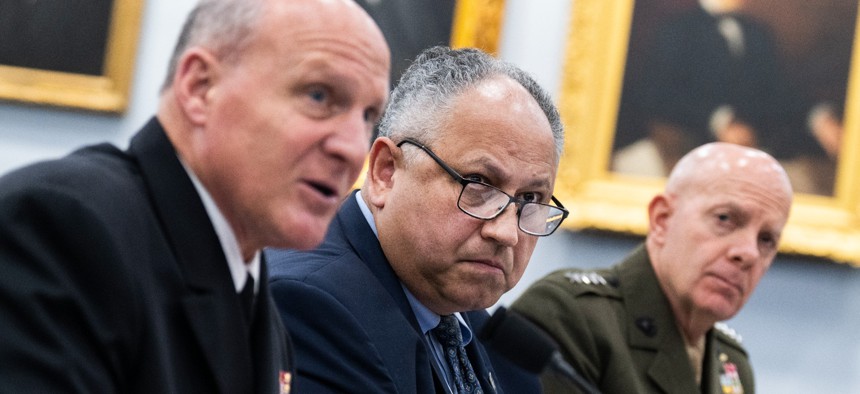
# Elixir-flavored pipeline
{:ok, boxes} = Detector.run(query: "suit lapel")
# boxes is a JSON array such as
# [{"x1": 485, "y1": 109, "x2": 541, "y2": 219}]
[
  {"x1": 701, "y1": 330, "x2": 721, "y2": 394},
  {"x1": 618, "y1": 248, "x2": 699, "y2": 393},
  {"x1": 129, "y1": 118, "x2": 253, "y2": 394},
  {"x1": 339, "y1": 191, "x2": 422, "y2": 331},
  {"x1": 251, "y1": 257, "x2": 292, "y2": 393},
  {"x1": 336, "y1": 192, "x2": 440, "y2": 393}
]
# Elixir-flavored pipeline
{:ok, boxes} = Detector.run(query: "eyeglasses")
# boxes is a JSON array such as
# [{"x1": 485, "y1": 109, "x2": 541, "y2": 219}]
[{"x1": 397, "y1": 138, "x2": 569, "y2": 236}]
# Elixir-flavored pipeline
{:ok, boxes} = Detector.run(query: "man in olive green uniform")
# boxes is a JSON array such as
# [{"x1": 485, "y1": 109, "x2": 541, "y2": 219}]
[{"x1": 512, "y1": 142, "x2": 793, "y2": 394}]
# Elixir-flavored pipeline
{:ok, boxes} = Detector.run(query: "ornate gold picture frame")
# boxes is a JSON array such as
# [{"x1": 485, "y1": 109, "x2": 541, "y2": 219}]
[
  {"x1": 0, "y1": 0, "x2": 145, "y2": 113},
  {"x1": 450, "y1": 0, "x2": 506, "y2": 55},
  {"x1": 555, "y1": 0, "x2": 860, "y2": 264}
]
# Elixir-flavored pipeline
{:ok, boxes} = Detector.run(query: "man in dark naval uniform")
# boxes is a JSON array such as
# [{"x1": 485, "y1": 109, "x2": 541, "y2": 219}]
[{"x1": 512, "y1": 142, "x2": 793, "y2": 393}]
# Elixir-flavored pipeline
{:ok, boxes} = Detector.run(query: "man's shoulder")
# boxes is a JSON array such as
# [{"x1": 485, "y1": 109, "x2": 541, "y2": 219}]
[
  {"x1": 528, "y1": 267, "x2": 622, "y2": 299},
  {"x1": 713, "y1": 322, "x2": 747, "y2": 354},
  {"x1": 0, "y1": 145, "x2": 152, "y2": 229},
  {"x1": 0, "y1": 143, "x2": 138, "y2": 201},
  {"x1": 266, "y1": 245, "x2": 357, "y2": 280}
]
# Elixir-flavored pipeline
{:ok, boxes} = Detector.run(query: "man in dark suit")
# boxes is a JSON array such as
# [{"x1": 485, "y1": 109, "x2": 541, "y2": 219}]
[
  {"x1": 267, "y1": 46, "x2": 567, "y2": 393},
  {"x1": 0, "y1": 0, "x2": 390, "y2": 392}
]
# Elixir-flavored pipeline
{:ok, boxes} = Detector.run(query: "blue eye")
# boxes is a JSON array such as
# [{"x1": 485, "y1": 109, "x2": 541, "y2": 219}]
[{"x1": 309, "y1": 89, "x2": 327, "y2": 102}]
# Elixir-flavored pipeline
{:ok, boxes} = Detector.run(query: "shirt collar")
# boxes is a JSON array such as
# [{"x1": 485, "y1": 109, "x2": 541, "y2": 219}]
[
  {"x1": 356, "y1": 190, "x2": 378, "y2": 237},
  {"x1": 355, "y1": 191, "x2": 472, "y2": 344},
  {"x1": 180, "y1": 158, "x2": 260, "y2": 294}
]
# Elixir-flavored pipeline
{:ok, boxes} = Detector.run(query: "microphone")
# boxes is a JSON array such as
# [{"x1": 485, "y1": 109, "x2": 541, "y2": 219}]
[{"x1": 479, "y1": 307, "x2": 601, "y2": 394}]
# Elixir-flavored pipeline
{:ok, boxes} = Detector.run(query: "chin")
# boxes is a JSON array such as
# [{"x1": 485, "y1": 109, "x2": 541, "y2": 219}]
[
  {"x1": 468, "y1": 291, "x2": 504, "y2": 311},
  {"x1": 278, "y1": 225, "x2": 326, "y2": 250},
  {"x1": 707, "y1": 304, "x2": 741, "y2": 322}
]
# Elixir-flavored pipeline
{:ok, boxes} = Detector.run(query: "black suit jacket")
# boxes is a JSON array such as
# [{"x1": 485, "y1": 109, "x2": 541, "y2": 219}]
[
  {"x1": 0, "y1": 118, "x2": 292, "y2": 393},
  {"x1": 266, "y1": 191, "x2": 540, "y2": 393}
]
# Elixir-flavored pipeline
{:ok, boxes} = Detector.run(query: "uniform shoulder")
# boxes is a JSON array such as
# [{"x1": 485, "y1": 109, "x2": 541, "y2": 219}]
[
  {"x1": 714, "y1": 322, "x2": 747, "y2": 353},
  {"x1": 0, "y1": 144, "x2": 136, "y2": 199},
  {"x1": 532, "y1": 267, "x2": 621, "y2": 299}
]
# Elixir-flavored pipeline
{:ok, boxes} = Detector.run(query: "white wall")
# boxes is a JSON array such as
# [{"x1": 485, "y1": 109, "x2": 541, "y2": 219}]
[
  {"x1": 498, "y1": 0, "x2": 572, "y2": 100},
  {"x1": 1, "y1": 1, "x2": 857, "y2": 393}
]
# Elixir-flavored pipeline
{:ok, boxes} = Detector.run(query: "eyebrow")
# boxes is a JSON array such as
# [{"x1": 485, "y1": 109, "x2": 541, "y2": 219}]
[{"x1": 465, "y1": 156, "x2": 553, "y2": 191}]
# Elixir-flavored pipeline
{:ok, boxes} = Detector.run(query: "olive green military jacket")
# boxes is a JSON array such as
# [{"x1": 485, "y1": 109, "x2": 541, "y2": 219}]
[{"x1": 511, "y1": 245, "x2": 753, "y2": 394}]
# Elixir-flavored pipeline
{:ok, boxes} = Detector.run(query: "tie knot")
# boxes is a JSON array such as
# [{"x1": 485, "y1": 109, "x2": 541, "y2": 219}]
[{"x1": 432, "y1": 314, "x2": 463, "y2": 347}]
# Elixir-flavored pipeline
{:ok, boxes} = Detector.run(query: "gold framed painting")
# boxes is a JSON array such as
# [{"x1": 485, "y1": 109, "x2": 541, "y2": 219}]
[
  {"x1": 0, "y1": 0, "x2": 145, "y2": 113},
  {"x1": 353, "y1": 0, "x2": 504, "y2": 88},
  {"x1": 450, "y1": 0, "x2": 506, "y2": 55},
  {"x1": 555, "y1": 0, "x2": 860, "y2": 264}
]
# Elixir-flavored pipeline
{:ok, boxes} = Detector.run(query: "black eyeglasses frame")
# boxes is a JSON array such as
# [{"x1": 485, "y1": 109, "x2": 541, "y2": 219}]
[{"x1": 396, "y1": 138, "x2": 569, "y2": 236}]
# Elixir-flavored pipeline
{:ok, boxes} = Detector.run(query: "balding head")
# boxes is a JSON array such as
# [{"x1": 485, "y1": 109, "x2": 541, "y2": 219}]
[
  {"x1": 665, "y1": 142, "x2": 793, "y2": 207},
  {"x1": 156, "y1": 0, "x2": 390, "y2": 257},
  {"x1": 647, "y1": 142, "x2": 793, "y2": 341},
  {"x1": 161, "y1": 0, "x2": 388, "y2": 93}
]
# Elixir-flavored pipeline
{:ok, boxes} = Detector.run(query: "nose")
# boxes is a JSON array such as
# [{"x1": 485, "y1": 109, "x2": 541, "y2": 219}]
[
  {"x1": 323, "y1": 110, "x2": 373, "y2": 174},
  {"x1": 480, "y1": 203, "x2": 520, "y2": 247},
  {"x1": 728, "y1": 230, "x2": 760, "y2": 268}
]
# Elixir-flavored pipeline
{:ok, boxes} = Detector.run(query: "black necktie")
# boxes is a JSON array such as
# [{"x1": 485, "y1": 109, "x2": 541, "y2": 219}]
[
  {"x1": 431, "y1": 315, "x2": 483, "y2": 394},
  {"x1": 240, "y1": 273, "x2": 255, "y2": 323}
]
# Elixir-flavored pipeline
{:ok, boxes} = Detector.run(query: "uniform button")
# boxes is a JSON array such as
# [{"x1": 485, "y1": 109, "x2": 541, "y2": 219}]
[{"x1": 635, "y1": 317, "x2": 657, "y2": 337}]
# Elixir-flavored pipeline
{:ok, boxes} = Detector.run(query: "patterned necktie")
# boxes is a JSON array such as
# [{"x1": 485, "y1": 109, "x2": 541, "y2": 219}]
[{"x1": 431, "y1": 315, "x2": 483, "y2": 394}]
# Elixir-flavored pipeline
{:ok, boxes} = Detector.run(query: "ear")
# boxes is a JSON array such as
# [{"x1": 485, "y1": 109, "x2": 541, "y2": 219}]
[
  {"x1": 647, "y1": 194, "x2": 673, "y2": 245},
  {"x1": 364, "y1": 137, "x2": 400, "y2": 209},
  {"x1": 172, "y1": 48, "x2": 220, "y2": 126}
]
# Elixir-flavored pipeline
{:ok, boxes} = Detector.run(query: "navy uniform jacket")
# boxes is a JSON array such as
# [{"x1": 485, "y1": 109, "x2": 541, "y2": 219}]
[
  {"x1": 511, "y1": 245, "x2": 754, "y2": 394},
  {"x1": 0, "y1": 118, "x2": 292, "y2": 393},
  {"x1": 266, "y1": 191, "x2": 540, "y2": 393}
]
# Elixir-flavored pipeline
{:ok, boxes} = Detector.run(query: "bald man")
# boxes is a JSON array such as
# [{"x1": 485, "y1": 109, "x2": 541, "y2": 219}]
[
  {"x1": 512, "y1": 142, "x2": 793, "y2": 394},
  {"x1": 0, "y1": 0, "x2": 389, "y2": 392}
]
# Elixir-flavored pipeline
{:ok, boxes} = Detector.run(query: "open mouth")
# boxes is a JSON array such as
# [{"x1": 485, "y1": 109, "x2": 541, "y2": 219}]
[{"x1": 308, "y1": 180, "x2": 337, "y2": 198}]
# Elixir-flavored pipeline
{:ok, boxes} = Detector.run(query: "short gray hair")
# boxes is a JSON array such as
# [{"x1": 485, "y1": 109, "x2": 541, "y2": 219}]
[
  {"x1": 377, "y1": 46, "x2": 564, "y2": 158},
  {"x1": 160, "y1": 0, "x2": 264, "y2": 92}
]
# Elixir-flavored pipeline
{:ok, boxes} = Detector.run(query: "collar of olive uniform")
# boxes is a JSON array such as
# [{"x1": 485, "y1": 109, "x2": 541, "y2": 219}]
[{"x1": 618, "y1": 245, "x2": 701, "y2": 392}]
